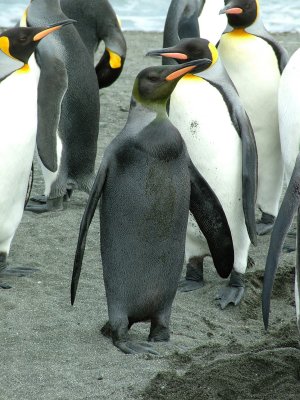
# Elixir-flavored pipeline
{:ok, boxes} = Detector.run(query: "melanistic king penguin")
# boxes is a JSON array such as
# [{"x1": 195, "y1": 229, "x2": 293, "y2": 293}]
[
  {"x1": 22, "y1": 0, "x2": 100, "y2": 213},
  {"x1": 60, "y1": 0, "x2": 126, "y2": 89},
  {"x1": 0, "y1": 22, "x2": 70, "y2": 288},
  {"x1": 163, "y1": 0, "x2": 226, "y2": 56},
  {"x1": 218, "y1": 0, "x2": 289, "y2": 235},
  {"x1": 71, "y1": 60, "x2": 234, "y2": 354},
  {"x1": 263, "y1": 49, "x2": 300, "y2": 333},
  {"x1": 147, "y1": 38, "x2": 257, "y2": 309}
]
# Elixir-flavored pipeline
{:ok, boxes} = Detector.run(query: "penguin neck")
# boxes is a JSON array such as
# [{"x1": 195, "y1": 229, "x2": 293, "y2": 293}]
[
  {"x1": 129, "y1": 96, "x2": 167, "y2": 122},
  {"x1": 16, "y1": 63, "x2": 30, "y2": 74},
  {"x1": 125, "y1": 97, "x2": 159, "y2": 136}
]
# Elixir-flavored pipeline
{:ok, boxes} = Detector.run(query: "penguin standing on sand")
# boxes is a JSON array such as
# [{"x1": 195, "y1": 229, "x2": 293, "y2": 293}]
[
  {"x1": 218, "y1": 0, "x2": 289, "y2": 235},
  {"x1": 0, "y1": 22, "x2": 70, "y2": 288},
  {"x1": 263, "y1": 48, "x2": 300, "y2": 333},
  {"x1": 147, "y1": 38, "x2": 257, "y2": 309},
  {"x1": 71, "y1": 60, "x2": 234, "y2": 354},
  {"x1": 60, "y1": 0, "x2": 126, "y2": 89},
  {"x1": 163, "y1": 0, "x2": 226, "y2": 54},
  {"x1": 23, "y1": 0, "x2": 100, "y2": 213}
]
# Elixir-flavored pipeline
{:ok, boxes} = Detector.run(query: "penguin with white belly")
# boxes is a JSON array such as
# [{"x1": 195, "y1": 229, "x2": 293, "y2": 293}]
[
  {"x1": 71, "y1": 59, "x2": 234, "y2": 354},
  {"x1": 218, "y1": 0, "x2": 289, "y2": 235},
  {"x1": 147, "y1": 38, "x2": 257, "y2": 308},
  {"x1": 60, "y1": 0, "x2": 126, "y2": 89},
  {"x1": 163, "y1": 0, "x2": 226, "y2": 54},
  {"x1": 0, "y1": 22, "x2": 70, "y2": 288},
  {"x1": 263, "y1": 48, "x2": 300, "y2": 333},
  {"x1": 23, "y1": 0, "x2": 100, "y2": 213}
]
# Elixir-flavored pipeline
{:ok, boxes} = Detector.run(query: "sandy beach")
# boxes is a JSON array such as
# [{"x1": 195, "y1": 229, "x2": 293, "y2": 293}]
[{"x1": 1, "y1": 31, "x2": 300, "y2": 400}]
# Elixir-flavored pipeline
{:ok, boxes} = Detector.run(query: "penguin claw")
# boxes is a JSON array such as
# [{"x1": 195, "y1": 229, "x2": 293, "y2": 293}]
[
  {"x1": 29, "y1": 194, "x2": 47, "y2": 204},
  {"x1": 177, "y1": 278, "x2": 204, "y2": 292},
  {"x1": 0, "y1": 282, "x2": 12, "y2": 289},
  {"x1": 114, "y1": 341, "x2": 159, "y2": 355},
  {"x1": 215, "y1": 286, "x2": 245, "y2": 309}
]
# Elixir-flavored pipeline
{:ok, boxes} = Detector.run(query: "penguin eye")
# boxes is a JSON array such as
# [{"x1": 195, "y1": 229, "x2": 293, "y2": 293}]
[{"x1": 148, "y1": 74, "x2": 160, "y2": 83}]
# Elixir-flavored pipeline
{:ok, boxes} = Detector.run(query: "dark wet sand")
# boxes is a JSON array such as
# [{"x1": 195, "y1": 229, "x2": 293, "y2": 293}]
[{"x1": 1, "y1": 31, "x2": 300, "y2": 400}]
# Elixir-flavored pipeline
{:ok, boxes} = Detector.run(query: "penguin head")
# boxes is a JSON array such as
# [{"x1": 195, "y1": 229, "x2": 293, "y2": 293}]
[
  {"x1": 146, "y1": 38, "x2": 218, "y2": 69},
  {"x1": 132, "y1": 59, "x2": 211, "y2": 109},
  {"x1": 0, "y1": 20, "x2": 73, "y2": 66},
  {"x1": 219, "y1": 0, "x2": 259, "y2": 28}
]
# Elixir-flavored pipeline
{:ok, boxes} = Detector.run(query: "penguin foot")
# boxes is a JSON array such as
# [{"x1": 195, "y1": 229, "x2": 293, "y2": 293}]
[
  {"x1": 25, "y1": 196, "x2": 64, "y2": 213},
  {"x1": 256, "y1": 212, "x2": 275, "y2": 236},
  {"x1": 0, "y1": 282, "x2": 12, "y2": 289},
  {"x1": 178, "y1": 278, "x2": 204, "y2": 292},
  {"x1": 148, "y1": 325, "x2": 170, "y2": 342},
  {"x1": 29, "y1": 194, "x2": 46, "y2": 204},
  {"x1": 283, "y1": 231, "x2": 296, "y2": 253},
  {"x1": 114, "y1": 340, "x2": 159, "y2": 355},
  {"x1": 178, "y1": 256, "x2": 204, "y2": 292},
  {"x1": 1, "y1": 266, "x2": 39, "y2": 277},
  {"x1": 215, "y1": 271, "x2": 245, "y2": 309}
]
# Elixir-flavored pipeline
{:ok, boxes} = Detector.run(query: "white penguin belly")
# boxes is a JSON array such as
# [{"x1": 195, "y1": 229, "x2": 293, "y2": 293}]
[
  {"x1": 198, "y1": 0, "x2": 227, "y2": 45},
  {"x1": 278, "y1": 48, "x2": 300, "y2": 183},
  {"x1": 170, "y1": 76, "x2": 250, "y2": 273},
  {"x1": 0, "y1": 68, "x2": 38, "y2": 252},
  {"x1": 218, "y1": 32, "x2": 283, "y2": 215}
]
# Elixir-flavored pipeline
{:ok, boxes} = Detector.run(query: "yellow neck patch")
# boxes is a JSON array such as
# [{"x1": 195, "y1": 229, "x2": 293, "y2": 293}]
[
  {"x1": 208, "y1": 42, "x2": 218, "y2": 65},
  {"x1": 225, "y1": 28, "x2": 253, "y2": 40},
  {"x1": 107, "y1": 48, "x2": 122, "y2": 69},
  {"x1": 16, "y1": 63, "x2": 30, "y2": 74},
  {"x1": 182, "y1": 73, "x2": 204, "y2": 82},
  {"x1": 20, "y1": 7, "x2": 28, "y2": 27}
]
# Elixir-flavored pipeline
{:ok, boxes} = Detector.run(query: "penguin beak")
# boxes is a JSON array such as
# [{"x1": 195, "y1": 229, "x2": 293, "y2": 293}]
[
  {"x1": 33, "y1": 19, "x2": 76, "y2": 41},
  {"x1": 219, "y1": 4, "x2": 243, "y2": 15},
  {"x1": 165, "y1": 58, "x2": 211, "y2": 81},
  {"x1": 146, "y1": 48, "x2": 188, "y2": 60}
]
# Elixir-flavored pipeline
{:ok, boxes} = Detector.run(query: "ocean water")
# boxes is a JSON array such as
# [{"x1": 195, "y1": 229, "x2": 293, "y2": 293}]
[{"x1": 0, "y1": 0, "x2": 299, "y2": 33}]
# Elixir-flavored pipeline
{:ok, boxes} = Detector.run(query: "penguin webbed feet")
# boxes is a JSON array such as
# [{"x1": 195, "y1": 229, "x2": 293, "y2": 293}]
[
  {"x1": 178, "y1": 256, "x2": 204, "y2": 293},
  {"x1": 25, "y1": 196, "x2": 64, "y2": 213},
  {"x1": 256, "y1": 212, "x2": 275, "y2": 236},
  {"x1": 215, "y1": 271, "x2": 245, "y2": 309},
  {"x1": 0, "y1": 265, "x2": 39, "y2": 289}
]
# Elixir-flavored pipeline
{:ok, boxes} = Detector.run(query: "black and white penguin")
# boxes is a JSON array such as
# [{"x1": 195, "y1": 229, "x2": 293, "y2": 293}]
[
  {"x1": 22, "y1": 0, "x2": 100, "y2": 213},
  {"x1": 163, "y1": 0, "x2": 226, "y2": 54},
  {"x1": 263, "y1": 48, "x2": 300, "y2": 333},
  {"x1": 60, "y1": 0, "x2": 127, "y2": 89},
  {"x1": 218, "y1": 0, "x2": 289, "y2": 235},
  {"x1": 147, "y1": 38, "x2": 257, "y2": 309},
  {"x1": 71, "y1": 59, "x2": 234, "y2": 354},
  {"x1": 0, "y1": 22, "x2": 70, "y2": 288}
]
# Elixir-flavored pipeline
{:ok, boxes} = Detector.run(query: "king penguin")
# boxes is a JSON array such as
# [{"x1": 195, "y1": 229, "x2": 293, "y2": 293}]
[
  {"x1": 262, "y1": 48, "x2": 300, "y2": 333},
  {"x1": 60, "y1": 0, "x2": 127, "y2": 89},
  {"x1": 163, "y1": 0, "x2": 226, "y2": 55},
  {"x1": 0, "y1": 22, "x2": 70, "y2": 288},
  {"x1": 22, "y1": 0, "x2": 100, "y2": 213},
  {"x1": 147, "y1": 38, "x2": 257, "y2": 309},
  {"x1": 71, "y1": 59, "x2": 234, "y2": 354},
  {"x1": 218, "y1": 0, "x2": 289, "y2": 235}
]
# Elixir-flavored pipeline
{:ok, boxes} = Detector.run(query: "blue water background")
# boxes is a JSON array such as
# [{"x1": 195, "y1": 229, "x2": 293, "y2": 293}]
[{"x1": 0, "y1": 0, "x2": 299, "y2": 32}]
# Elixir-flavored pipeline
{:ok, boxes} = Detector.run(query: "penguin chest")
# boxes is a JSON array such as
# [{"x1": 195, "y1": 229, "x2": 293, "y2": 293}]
[
  {"x1": 169, "y1": 75, "x2": 241, "y2": 185},
  {"x1": 0, "y1": 69, "x2": 38, "y2": 235},
  {"x1": 218, "y1": 31, "x2": 280, "y2": 124}
]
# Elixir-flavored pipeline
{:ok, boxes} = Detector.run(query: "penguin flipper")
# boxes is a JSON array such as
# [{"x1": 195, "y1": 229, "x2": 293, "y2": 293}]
[
  {"x1": 35, "y1": 50, "x2": 68, "y2": 172},
  {"x1": 188, "y1": 159, "x2": 234, "y2": 279},
  {"x1": 71, "y1": 159, "x2": 108, "y2": 305},
  {"x1": 237, "y1": 110, "x2": 258, "y2": 246},
  {"x1": 262, "y1": 153, "x2": 300, "y2": 330}
]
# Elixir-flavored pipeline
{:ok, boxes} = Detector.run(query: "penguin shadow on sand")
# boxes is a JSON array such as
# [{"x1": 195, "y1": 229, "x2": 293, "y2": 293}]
[
  {"x1": 263, "y1": 46, "x2": 300, "y2": 336},
  {"x1": 22, "y1": 0, "x2": 121, "y2": 214},
  {"x1": 0, "y1": 22, "x2": 71, "y2": 289},
  {"x1": 71, "y1": 60, "x2": 235, "y2": 354}
]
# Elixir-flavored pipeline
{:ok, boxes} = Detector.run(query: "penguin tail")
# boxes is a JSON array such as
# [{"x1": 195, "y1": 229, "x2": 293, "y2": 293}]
[
  {"x1": 71, "y1": 162, "x2": 108, "y2": 305},
  {"x1": 262, "y1": 153, "x2": 300, "y2": 330}
]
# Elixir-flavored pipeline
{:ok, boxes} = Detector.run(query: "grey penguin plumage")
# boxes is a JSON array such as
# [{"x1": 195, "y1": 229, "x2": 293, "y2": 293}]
[
  {"x1": 23, "y1": 0, "x2": 100, "y2": 213},
  {"x1": 60, "y1": 0, "x2": 126, "y2": 89},
  {"x1": 71, "y1": 60, "x2": 234, "y2": 354},
  {"x1": 218, "y1": 0, "x2": 289, "y2": 235},
  {"x1": 0, "y1": 23, "x2": 70, "y2": 288},
  {"x1": 147, "y1": 38, "x2": 257, "y2": 309}
]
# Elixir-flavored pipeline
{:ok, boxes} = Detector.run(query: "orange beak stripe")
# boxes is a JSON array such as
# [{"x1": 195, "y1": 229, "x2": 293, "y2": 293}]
[
  {"x1": 162, "y1": 52, "x2": 188, "y2": 60},
  {"x1": 224, "y1": 7, "x2": 243, "y2": 14},
  {"x1": 33, "y1": 25, "x2": 62, "y2": 41},
  {"x1": 166, "y1": 65, "x2": 196, "y2": 81}
]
